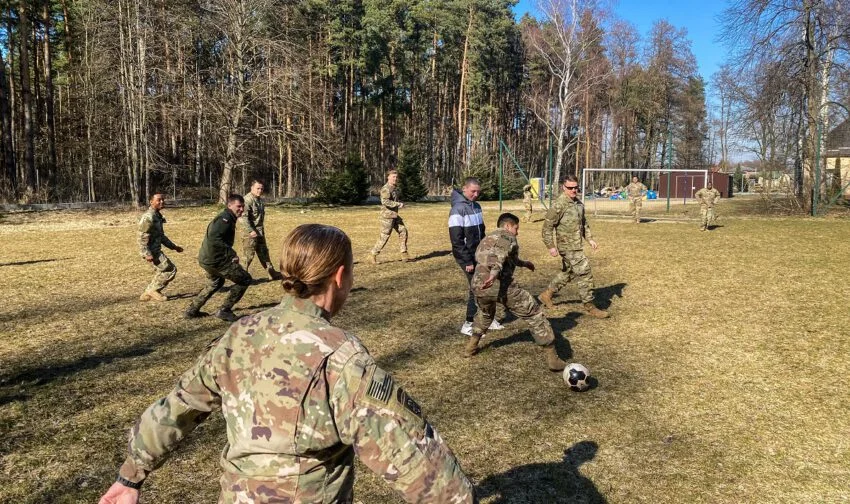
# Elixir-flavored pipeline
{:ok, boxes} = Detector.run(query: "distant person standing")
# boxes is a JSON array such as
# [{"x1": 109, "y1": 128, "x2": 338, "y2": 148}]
[
  {"x1": 466, "y1": 212, "x2": 566, "y2": 371},
  {"x1": 522, "y1": 183, "x2": 534, "y2": 222},
  {"x1": 368, "y1": 170, "x2": 409, "y2": 264},
  {"x1": 184, "y1": 194, "x2": 252, "y2": 322},
  {"x1": 626, "y1": 176, "x2": 647, "y2": 223},
  {"x1": 138, "y1": 193, "x2": 183, "y2": 302},
  {"x1": 241, "y1": 180, "x2": 280, "y2": 280},
  {"x1": 694, "y1": 181, "x2": 721, "y2": 231},
  {"x1": 539, "y1": 175, "x2": 609, "y2": 319},
  {"x1": 449, "y1": 177, "x2": 504, "y2": 336}
]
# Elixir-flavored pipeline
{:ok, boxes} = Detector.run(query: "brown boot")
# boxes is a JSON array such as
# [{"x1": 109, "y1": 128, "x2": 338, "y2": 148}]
[
  {"x1": 139, "y1": 291, "x2": 152, "y2": 302},
  {"x1": 366, "y1": 253, "x2": 378, "y2": 264},
  {"x1": 543, "y1": 344, "x2": 566, "y2": 371},
  {"x1": 401, "y1": 252, "x2": 410, "y2": 262},
  {"x1": 539, "y1": 289, "x2": 555, "y2": 309},
  {"x1": 147, "y1": 290, "x2": 168, "y2": 302},
  {"x1": 584, "y1": 302, "x2": 609, "y2": 319},
  {"x1": 464, "y1": 335, "x2": 482, "y2": 357}
]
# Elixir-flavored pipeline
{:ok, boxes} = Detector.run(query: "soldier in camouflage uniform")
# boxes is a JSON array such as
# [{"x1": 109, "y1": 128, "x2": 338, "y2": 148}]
[
  {"x1": 694, "y1": 181, "x2": 721, "y2": 231},
  {"x1": 184, "y1": 194, "x2": 252, "y2": 322},
  {"x1": 538, "y1": 175, "x2": 609, "y2": 318},
  {"x1": 241, "y1": 180, "x2": 280, "y2": 280},
  {"x1": 466, "y1": 213, "x2": 567, "y2": 371},
  {"x1": 138, "y1": 193, "x2": 184, "y2": 302},
  {"x1": 626, "y1": 176, "x2": 647, "y2": 223},
  {"x1": 522, "y1": 184, "x2": 534, "y2": 222},
  {"x1": 368, "y1": 170, "x2": 409, "y2": 264},
  {"x1": 99, "y1": 224, "x2": 476, "y2": 504}
]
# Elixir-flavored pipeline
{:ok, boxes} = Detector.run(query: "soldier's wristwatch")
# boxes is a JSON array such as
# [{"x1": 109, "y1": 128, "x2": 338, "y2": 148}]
[{"x1": 116, "y1": 475, "x2": 143, "y2": 490}]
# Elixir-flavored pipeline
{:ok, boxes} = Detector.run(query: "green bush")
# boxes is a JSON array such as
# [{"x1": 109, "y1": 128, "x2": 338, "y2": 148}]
[
  {"x1": 397, "y1": 141, "x2": 428, "y2": 201},
  {"x1": 316, "y1": 153, "x2": 370, "y2": 205}
]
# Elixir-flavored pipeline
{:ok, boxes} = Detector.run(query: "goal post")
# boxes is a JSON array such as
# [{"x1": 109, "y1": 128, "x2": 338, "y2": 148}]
[{"x1": 580, "y1": 168, "x2": 708, "y2": 216}]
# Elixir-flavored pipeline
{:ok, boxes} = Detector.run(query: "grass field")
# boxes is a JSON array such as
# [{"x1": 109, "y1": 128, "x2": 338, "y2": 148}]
[{"x1": 1, "y1": 198, "x2": 849, "y2": 503}]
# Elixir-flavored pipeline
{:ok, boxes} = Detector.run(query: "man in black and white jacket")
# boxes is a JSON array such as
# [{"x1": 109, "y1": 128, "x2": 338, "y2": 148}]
[{"x1": 448, "y1": 177, "x2": 504, "y2": 336}]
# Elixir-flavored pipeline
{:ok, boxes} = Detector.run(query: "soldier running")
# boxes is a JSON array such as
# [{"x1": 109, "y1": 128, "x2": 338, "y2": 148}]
[
  {"x1": 138, "y1": 193, "x2": 183, "y2": 302},
  {"x1": 368, "y1": 170, "x2": 409, "y2": 263}
]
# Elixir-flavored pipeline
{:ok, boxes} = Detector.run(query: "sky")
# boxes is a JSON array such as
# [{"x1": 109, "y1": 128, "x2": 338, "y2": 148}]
[{"x1": 514, "y1": 0, "x2": 731, "y2": 85}]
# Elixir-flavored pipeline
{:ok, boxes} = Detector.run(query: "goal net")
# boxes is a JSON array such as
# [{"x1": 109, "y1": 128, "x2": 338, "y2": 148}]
[{"x1": 580, "y1": 168, "x2": 708, "y2": 217}]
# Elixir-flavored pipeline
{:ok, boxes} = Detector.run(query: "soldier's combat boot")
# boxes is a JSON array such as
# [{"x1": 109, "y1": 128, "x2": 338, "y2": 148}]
[
  {"x1": 267, "y1": 266, "x2": 282, "y2": 281},
  {"x1": 215, "y1": 308, "x2": 239, "y2": 322},
  {"x1": 464, "y1": 335, "x2": 482, "y2": 357},
  {"x1": 401, "y1": 252, "x2": 410, "y2": 262},
  {"x1": 584, "y1": 302, "x2": 609, "y2": 319},
  {"x1": 543, "y1": 344, "x2": 566, "y2": 372},
  {"x1": 367, "y1": 253, "x2": 378, "y2": 265},
  {"x1": 183, "y1": 307, "x2": 203, "y2": 319},
  {"x1": 139, "y1": 291, "x2": 152, "y2": 302},
  {"x1": 539, "y1": 289, "x2": 556, "y2": 309},
  {"x1": 147, "y1": 290, "x2": 168, "y2": 302}
]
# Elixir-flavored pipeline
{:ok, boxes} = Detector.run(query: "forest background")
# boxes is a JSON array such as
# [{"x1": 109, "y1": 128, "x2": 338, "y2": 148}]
[{"x1": 0, "y1": 0, "x2": 848, "y2": 210}]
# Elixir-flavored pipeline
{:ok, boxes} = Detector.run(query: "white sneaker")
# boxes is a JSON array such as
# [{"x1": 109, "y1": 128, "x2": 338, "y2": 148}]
[
  {"x1": 488, "y1": 319, "x2": 505, "y2": 330},
  {"x1": 460, "y1": 321, "x2": 473, "y2": 336}
]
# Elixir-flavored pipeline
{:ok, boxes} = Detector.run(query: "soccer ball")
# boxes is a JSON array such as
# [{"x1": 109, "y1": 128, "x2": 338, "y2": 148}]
[{"x1": 564, "y1": 363, "x2": 591, "y2": 392}]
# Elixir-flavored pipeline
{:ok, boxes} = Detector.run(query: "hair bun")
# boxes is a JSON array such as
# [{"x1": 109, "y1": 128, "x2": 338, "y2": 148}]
[{"x1": 281, "y1": 275, "x2": 310, "y2": 297}]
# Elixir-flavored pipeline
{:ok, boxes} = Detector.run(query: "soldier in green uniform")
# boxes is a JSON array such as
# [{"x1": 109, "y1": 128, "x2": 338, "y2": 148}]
[
  {"x1": 368, "y1": 170, "x2": 409, "y2": 264},
  {"x1": 98, "y1": 224, "x2": 476, "y2": 504},
  {"x1": 694, "y1": 181, "x2": 721, "y2": 231},
  {"x1": 241, "y1": 180, "x2": 280, "y2": 280},
  {"x1": 184, "y1": 194, "x2": 253, "y2": 322},
  {"x1": 465, "y1": 213, "x2": 567, "y2": 371},
  {"x1": 626, "y1": 176, "x2": 647, "y2": 223},
  {"x1": 538, "y1": 175, "x2": 609, "y2": 318},
  {"x1": 522, "y1": 183, "x2": 534, "y2": 222},
  {"x1": 138, "y1": 193, "x2": 183, "y2": 302}
]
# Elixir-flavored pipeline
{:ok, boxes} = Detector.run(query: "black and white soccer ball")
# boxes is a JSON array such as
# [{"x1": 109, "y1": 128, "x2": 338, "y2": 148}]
[{"x1": 563, "y1": 363, "x2": 591, "y2": 392}]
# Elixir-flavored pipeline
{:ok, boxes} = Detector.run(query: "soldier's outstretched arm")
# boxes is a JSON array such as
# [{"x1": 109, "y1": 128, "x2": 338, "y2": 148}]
[
  {"x1": 113, "y1": 338, "x2": 224, "y2": 489},
  {"x1": 330, "y1": 347, "x2": 477, "y2": 503}
]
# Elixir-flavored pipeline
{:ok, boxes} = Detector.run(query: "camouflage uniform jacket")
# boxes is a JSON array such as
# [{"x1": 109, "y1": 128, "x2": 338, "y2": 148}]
[
  {"x1": 117, "y1": 295, "x2": 476, "y2": 503},
  {"x1": 694, "y1": 187, "x2": 720, "y2": 208},
  {"x1": 472, "y1": 228, "x2": 521, "y2": 293},
  {"x1": 240, "y1": 193, "x2": 265, "y2": 236},
  {"x1": 626, "y1": 182, "x2": 647, "y2": 199},
  {"x1": 138, "y1": 207, "x2": 177, "y2": 258},
  {"x1": 523, "y1": 185, "x2": 533, "y2": 203},
  {"x1": 542, "y1": 194, "x2": 593, "y2": 252},
  {"x1": 198, "y1": 208, "x2": 238, "y2": 268},
  {"x1": 379, "y1": 183, "x2": 402, "y2": 219}
]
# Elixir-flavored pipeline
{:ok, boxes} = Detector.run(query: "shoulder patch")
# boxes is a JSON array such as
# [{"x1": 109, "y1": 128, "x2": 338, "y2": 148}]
[
  {"x1": 396, "y1": 387, "x2": 423, "y2": 419},
  {"x1": 366, "y1": 369, "x2": 393, "y2": 403}
]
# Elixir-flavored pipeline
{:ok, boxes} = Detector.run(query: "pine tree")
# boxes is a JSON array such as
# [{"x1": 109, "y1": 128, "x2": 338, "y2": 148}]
[{"x1": 397, "y1": 142, "x2": 427, "y2": 201}]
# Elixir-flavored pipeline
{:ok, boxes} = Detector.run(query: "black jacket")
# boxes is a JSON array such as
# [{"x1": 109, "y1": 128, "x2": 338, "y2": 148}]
[
  {"x1": 448, "y1": 189, "x2": 485, "y2": 268},
  {"x1": 198, "y1": 208, "x2": 238, "y2": 268}
]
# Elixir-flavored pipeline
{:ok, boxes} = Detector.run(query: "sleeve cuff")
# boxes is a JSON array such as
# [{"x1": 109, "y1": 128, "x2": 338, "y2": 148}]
[{"x1": 118, "y1": 456, "x2": 149, "y2": 484}]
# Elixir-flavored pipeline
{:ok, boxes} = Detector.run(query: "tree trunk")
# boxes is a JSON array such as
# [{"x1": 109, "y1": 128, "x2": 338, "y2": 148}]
[
  {"x1": 0, "y1": 48, "x2": 15, "y2": 195},
  {"x1": 19, "y1": 3, "x2": 36, "y2": 201},
  {"x1": 42, "y1": 2, "x2": 58, "y2": 189}
]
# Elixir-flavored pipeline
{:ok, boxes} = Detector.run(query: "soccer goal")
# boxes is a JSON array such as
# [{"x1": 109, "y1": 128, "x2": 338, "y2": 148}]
[{"x1": 580, "y1": 168, "x2": 708, "y2": 216}]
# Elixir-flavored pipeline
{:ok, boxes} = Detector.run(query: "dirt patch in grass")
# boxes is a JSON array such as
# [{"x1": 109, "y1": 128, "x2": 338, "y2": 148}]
[{"x1": 2, "y1": 199, "x2": 849, "y2": 503}]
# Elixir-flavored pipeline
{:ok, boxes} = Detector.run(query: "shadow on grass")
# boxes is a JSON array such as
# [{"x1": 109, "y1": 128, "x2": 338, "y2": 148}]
[
  {"x1": 0, "y1": 257, "x2": 67, "y2": 267},
  {"x1": 0, "y1": 293, "x2": 138, "y2": 324},
  {"x1": 593, "y1": 283, "x2": 626, "y2": 310},
  {"x1": 0, "y1": 346, "x2": 155, "y2": 388},
  {"x1": 412, "y1": 249, "x2": 452, "y2": 262},
  {"x1": 486, "y1": 313, "x2": 578, "y2": 360},
  {"x1": 477, "y1": 441, "x2": 607, "y2": 503}
]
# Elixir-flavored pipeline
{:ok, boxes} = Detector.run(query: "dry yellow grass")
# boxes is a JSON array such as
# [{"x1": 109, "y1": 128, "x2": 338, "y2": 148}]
[{"x1": 1, "y1": 199, "x2": 849, "y2": 503}]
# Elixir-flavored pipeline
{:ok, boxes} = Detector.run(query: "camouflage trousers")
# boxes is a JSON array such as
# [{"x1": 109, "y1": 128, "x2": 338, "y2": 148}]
[
  {"x1": 189, "y1": 261, "x2": 252, "y2": 312},
  {"x1": 700, "y1": 206, "x2": 715, "y2": 229},
  {"x1": 524, "y1": 201, "x2": 533, "y2": 222},
  {"x1": 242, "y1": 232, "x2": 271, "y2": 270},
  {"x1": 548, "y1": 250, "x2": 595, "y2": 303},
  {"x1": 145, "y1": 251, "x2": 176, "y2": 292},
  {"x1": 473, "y1": 281, "x2": 554, "y2": 345},
  {"x1": 629, "y1": 197, "x2": 642, "y2": 222},
  {"x1": 371, "y1": 217, "x2": 408, "y2": 255}
]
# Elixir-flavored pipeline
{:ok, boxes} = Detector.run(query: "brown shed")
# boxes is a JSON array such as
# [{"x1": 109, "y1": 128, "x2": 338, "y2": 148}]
[{"x1": 657, "y1": 171, "x2": 733, "y2": 199}]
